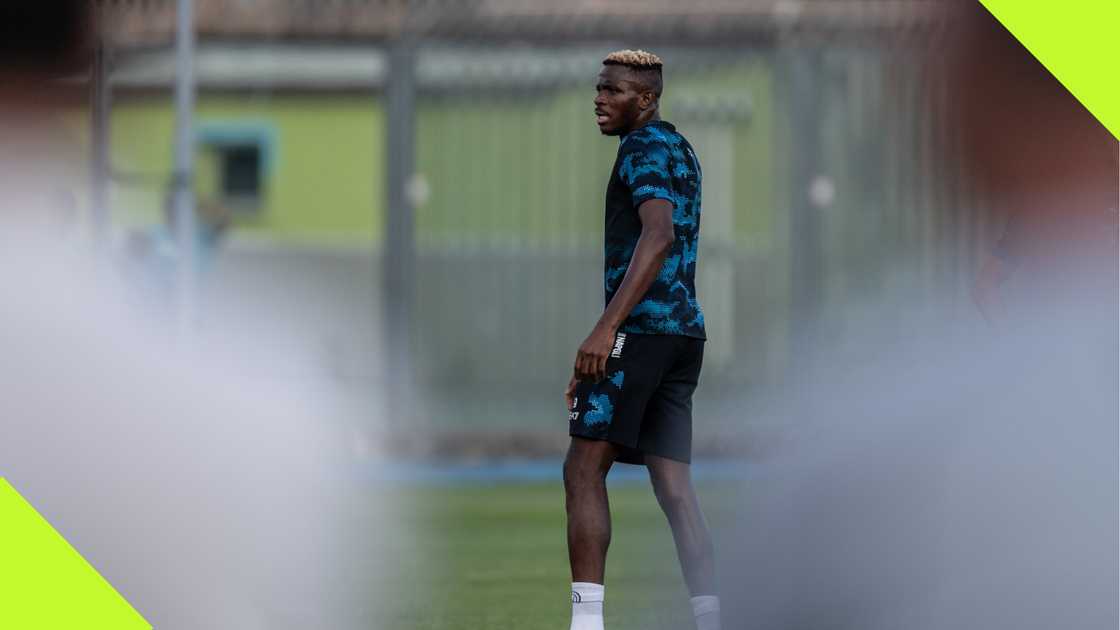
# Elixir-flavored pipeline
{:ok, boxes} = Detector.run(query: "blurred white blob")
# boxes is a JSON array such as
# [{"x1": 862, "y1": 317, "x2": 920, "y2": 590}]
[
  {"x1": 0, "y1": 230, "x2": 386, "y2": 628},
  {"x1": 0, "y1": 115, "x2": 385, "y2": 627},
  {"x1": 808, "y1": 174, "x2": 835, "y2": 209},
  {"x1": 771, "y1": 0, "x2": 803, "y2": 29},
  {"x1": 720, "y1": 292, "x2": 1116, "y2": 630}
]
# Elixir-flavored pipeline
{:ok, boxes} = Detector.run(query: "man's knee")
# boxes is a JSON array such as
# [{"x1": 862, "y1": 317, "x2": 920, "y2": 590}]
[
  {"x1": 563, "y1": 438, "x2": 613, "y2": 491},
  {"x1": 652, "y1": 481, "x2": 693, "y2": 516},
  {"x1": 562, "y1": 455, "x2": 589, "y2": 491},
  {"x1": 648, "y1": 465, "x2": 696, "y2": 516}
]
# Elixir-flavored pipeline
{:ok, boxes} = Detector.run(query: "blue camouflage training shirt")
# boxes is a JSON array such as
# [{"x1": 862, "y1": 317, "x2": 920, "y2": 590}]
[{"x1": 604, "y1": 120, "x2": 705, "y2": 339}]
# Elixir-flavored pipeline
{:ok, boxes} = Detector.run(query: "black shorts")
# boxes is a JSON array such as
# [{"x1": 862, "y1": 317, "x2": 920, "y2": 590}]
[{"x1": 568, "y1": 332, "x2": 704, "y2": 465}]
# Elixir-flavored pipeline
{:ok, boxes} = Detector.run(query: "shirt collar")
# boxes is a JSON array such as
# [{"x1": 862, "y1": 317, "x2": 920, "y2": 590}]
[{"x1": 621, "y1": 119, "x2": 674, "y2": 141}]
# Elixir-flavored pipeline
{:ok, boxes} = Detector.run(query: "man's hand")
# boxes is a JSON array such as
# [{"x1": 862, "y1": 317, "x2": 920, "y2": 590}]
[
  {"x1": 565, "y1": 376, "x2": 578, "y2": 410},
  {"x1": 569, "y1": 198, "x2": 671, "y2": 389},
  {"x1": 573, "y1": 325, "x2": 616, "y2": 383}
]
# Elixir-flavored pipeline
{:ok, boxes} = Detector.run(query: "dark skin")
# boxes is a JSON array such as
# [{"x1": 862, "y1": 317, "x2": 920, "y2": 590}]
[
  {"x1": 564, "y1": 64, "x2": 718, "y2": 600},
  {"x1": 567, "y1": 199, "x2": 673, "y2": 387}
]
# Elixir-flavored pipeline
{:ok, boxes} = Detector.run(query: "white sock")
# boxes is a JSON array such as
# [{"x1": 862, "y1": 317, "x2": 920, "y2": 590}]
[
  {"x1": 691, "y1": 595, "x2": 721, "y2": 630},
  {"x1": 570, "y1": 582, "x2": 604, "y2": 630}
]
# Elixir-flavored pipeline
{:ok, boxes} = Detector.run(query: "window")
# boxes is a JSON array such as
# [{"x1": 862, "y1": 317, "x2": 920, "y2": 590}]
[
  {"x1": 196, "y1": 122, "x2": 276, "y2": 214},
  {"x1": 220, "y1": 144, "x2": 262, "y2": 203}
]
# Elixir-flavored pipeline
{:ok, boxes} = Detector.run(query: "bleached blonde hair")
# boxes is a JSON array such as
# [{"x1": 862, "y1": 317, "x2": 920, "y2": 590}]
[
  {"x1": 603, "y1": 49, "x2": 663, "y2": 69},
  {"x1": 602, "y1": 49, "x2": 664, "y2": 97}
]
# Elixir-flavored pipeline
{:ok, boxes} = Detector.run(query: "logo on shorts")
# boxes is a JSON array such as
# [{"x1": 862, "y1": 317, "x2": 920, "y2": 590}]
[
  {"x1": 572, "y1": 591, "x2": 582, "y2": 603},
  {"x1": 569, "y1": 396, "x2": 580, "y2": 421},
  {"x1": 611, "y1": 333, "x2": 627, "y2": 359}
]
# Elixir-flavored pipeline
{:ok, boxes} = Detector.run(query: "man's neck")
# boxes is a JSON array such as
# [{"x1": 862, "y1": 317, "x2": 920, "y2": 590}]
[{"x1": 622, "y1": 112, "x2": 661, "y2": 136}]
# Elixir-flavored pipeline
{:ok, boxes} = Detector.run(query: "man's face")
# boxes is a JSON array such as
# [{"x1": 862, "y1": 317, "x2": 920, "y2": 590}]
[{"x1": 594, "y1": 65, "x2": 648, "y2": 136}]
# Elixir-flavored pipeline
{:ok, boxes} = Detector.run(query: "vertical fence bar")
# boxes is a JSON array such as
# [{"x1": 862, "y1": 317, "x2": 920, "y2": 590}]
[
  {"x1": 173, "y1": 0, "x2": 198, "y2": 335},
  {"x1": 89, "y1": 3, "x2": 111, "y2": 248},
  {"x1": 384, "y1": 37, "x2": 418, "y2": 428},
  {"x1": 783, "y1": 45, "x2": 825, "y2": 383}
]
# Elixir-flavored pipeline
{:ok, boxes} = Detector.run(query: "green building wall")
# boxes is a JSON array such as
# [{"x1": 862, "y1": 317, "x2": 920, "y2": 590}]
[
  {"x1": 101, "y1": 58, "x2": 776, "y2": 251},
  {"x1": 415, "y1": 59, "x2": 777, "y2": 248},
  {"x1": 109, "y1": 94, "x2": 384, "y2": 245}
]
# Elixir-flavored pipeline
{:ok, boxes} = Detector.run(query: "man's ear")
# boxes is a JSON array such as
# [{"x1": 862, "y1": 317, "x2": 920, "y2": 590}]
[{"x1": 640, "y1": 91, "x2": 656, "y2": 111}]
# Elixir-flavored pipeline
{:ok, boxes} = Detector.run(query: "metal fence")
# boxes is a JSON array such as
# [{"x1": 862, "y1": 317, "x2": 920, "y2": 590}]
[
  {"x1": 403, "y1": 41, "x2": 995, "y2": 436},
  {"x1": 91, "y1": 1, "x2": 996, "y2": 451}
]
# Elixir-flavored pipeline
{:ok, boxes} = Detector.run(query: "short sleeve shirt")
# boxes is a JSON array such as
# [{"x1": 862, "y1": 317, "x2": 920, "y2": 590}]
[{"x1": 604, "y1": 120, "x2": 705, "y2": 339}]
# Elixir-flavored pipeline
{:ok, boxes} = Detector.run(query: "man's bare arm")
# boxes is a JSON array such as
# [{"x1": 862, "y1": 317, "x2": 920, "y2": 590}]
[
  {"x1": 570, "y1": 199, "x2": 675, "y2": 387},
  {"x1": 598, "y1": 199, "x2": 675, "y2": 335}
]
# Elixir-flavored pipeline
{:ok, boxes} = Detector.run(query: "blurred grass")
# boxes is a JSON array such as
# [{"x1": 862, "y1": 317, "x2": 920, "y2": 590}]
[{"x1": 373, "y1": 479, "x2": 741, "y2": 630}]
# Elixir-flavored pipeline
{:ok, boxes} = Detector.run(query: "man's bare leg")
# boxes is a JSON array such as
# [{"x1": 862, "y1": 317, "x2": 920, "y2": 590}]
[
  {"x1": 564, "y1": 436, "x2": 620, "y2": 582},
  {"x1": 564, "y1": 437, "x2": 619, "y2": 630},
  {"x1": 647, "y1": 454, "x2": 720, "y2": 629}
]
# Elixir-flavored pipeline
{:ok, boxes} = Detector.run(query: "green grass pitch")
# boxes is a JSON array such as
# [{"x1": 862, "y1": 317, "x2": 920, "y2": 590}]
[{"x1": 375, "y1": 480, "x2": 740, "y2": 630}]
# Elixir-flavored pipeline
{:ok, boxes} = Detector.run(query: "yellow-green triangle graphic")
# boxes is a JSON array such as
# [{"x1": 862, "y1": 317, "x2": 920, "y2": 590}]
[
  {"x1": 0, "y1": 478, "x2": 150, "y2": 629},
  {"x1": 978, "y1": 0, "x2": 1120, "y2": 140}
]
